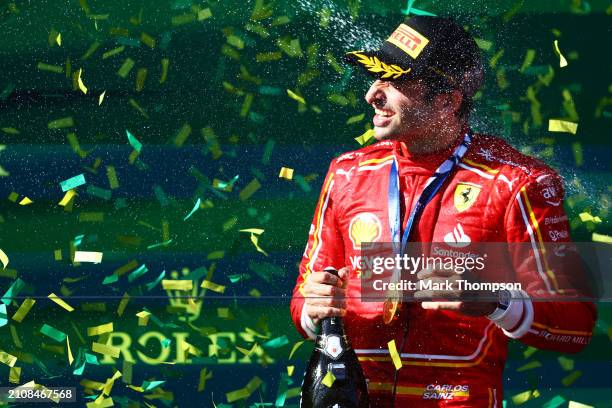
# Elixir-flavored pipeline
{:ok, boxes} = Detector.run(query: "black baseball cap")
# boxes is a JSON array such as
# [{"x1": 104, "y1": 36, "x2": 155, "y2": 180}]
[{"x1": 344, "y1": 16, "x2": 484, "y2": 96}]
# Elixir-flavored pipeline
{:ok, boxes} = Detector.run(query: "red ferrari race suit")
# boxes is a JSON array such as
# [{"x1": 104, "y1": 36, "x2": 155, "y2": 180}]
[{"x1": 290, "y1": 132, "x2": 596, "y2": 407}]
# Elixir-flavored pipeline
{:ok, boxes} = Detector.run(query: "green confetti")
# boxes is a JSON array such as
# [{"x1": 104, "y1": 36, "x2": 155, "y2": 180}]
[
  {"x1": 40, "y1": 323, "x2": 67, "y2": 342},
  {"x1": 60, "y1": 174, "x2": 86, "y2": 192},
  {"x1": 126, "y1": 129, "x2": 143, "y2": 152}
]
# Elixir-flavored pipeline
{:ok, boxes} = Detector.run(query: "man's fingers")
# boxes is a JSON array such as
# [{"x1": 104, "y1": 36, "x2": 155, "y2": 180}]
[
  {"x1": 307, "y1": 305, "x2": 347, "y2": 320},
  {"x1": 305, "y1": 282, "x2": 346, "y2": 298},
  {"x1": 309, "y1": 271, "x2": 341, "y2": 287},
  {"x1": 305, "y1": 296, "x2": 346, "y2": 309},
  {"x1": 337, "y1": 267, "x2": 350, "y2": 288}
]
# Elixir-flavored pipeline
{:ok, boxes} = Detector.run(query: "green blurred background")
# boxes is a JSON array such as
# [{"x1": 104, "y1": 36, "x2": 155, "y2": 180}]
[{"x1": 0, "y1": 0, "x2": 610, "y2": 407}]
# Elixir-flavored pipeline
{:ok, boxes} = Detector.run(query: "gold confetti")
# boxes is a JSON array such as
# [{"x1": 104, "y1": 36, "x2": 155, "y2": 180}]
[
  {"x1": 160, "y1": 58, "x2": 170, "y2": 83},
  {"x1": 99, "y1": 90, "x2": 106, "y2": 105},
  {"x1": 0, "y1": 350, "x2": 17, "y2": 367},
  {"x1": 321, "y1": 371, "x2": 336, "y2": 387},
  {"x1": 48, "y1": 293, "x2": 75, "y2": 312},
  {"x1": 0, "y1": 248, "x2": 8, "y2": 269},
  {"x1": 548, "y1": 119, "x2": 578, "y2": 134},
  {"x1": 287, "y1": 89, "x2": 306, "y2": 105},
  {"x1": 136, "y1": 310, "x2": 151, "y2": 326},
  {"x1": 76, "y1": 68, "x2": 88, "y2": 94},
  {"x1": 92, "y1": 342, "x2": 121, "y2": 358},
  {"x1": 162, "y1": 280, "x2": 193, "y2": 291},
  {"x1": 58, "y1": 190, "x2": 77, "y2": 207},
  {"x1": 87, "y1": 322, "x2": 114, "y2": 336},
  {"x1": 278, "y1": 167, "x2": 294, "y2": 180},
  {"x1": 239, "y1": 179, "x2": 261, "y2": 201},
  {"x1": 200, "y1": 280, "x2": 226, "y2": 293},
  {"x1": 387, "y1": 339, "x2": 402, "y2": 370},
  {"x1": 117, "y1": 58, "x2": 135, "y2": 78},
  {"x1": 12, "y1": 298, "x2": 35, "y2": 323},
  {"x1": 18, "y1": 197, "x2": 33, "y2": 205},
  {"x1": 553, "y1": 40, "x2": 568, "y2": 68},
  {"x1": 9, "y1": 366, "x2": 21, "y2": 383}
]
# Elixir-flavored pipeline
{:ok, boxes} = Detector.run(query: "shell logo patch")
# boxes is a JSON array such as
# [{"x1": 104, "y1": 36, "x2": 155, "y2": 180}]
[
  {"x1": 349, "y1": 212, "x2": 382, "y2": 250},
  {"x1": 454, "y1": 183, "x2": 481, "y2": 213},
  {"x1": 387, "y1": 24, "x2": 429, "y2": 59}
]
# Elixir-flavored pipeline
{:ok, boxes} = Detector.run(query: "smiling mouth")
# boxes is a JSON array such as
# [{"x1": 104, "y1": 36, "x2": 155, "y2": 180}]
[{"x1": 374, "y1": 108, "x2": 395, "y2": 118}]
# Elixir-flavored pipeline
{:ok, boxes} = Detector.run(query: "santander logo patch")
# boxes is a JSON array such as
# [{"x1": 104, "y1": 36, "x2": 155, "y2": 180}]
[{"x1": 443, "y1": 223, "x2": 471, "y2": 248}]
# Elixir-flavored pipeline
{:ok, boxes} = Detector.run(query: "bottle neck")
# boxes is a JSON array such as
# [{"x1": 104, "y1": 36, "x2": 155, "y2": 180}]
[{"x1": 320, "y1": 316, "x2": 346, "y2": 336}]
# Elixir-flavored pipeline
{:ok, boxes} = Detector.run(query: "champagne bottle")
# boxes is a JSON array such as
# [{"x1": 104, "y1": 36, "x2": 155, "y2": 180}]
[{"x1": 300, "y1": 267, "x2": 370, "y2": 408}]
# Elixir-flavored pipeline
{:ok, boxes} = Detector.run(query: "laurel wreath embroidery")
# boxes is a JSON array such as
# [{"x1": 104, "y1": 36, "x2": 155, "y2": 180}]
[{"x1": 348, "y1": 52, "x2": 411, "y2": 79}]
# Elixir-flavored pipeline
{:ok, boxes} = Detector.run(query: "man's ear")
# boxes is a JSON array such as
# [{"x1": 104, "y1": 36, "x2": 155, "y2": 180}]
[{"x1": 436, "y1": 90, "x2": 463, "y2": 116}]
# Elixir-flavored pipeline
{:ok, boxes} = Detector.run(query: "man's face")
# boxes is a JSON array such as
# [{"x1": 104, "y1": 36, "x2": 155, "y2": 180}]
[{"x1": 364, "y1": 79, "x2": 439, "y2": 142}]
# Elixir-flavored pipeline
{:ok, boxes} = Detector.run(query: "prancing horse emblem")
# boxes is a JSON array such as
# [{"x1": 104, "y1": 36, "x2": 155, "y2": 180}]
[{"x1": 454, "y1": 183, "x2": 481, "y2": 212}]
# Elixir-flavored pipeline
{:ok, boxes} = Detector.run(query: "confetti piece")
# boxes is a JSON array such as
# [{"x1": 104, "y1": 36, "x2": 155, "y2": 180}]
[
  {"x1": 67, "y1": 336, "x2": 74, "y2": 365},
  {"x1": 346, "y1": 113, "x2": 365, "y2": 125},
  {"x1": 387, "y1": 339, "x2": 402, "y2": 370},
  {"x1": 88, "y1": 323, "x2": 114, "y2": 336},
  {"x1": 278, "y1": 167, "x2": 294, "y2": 180},
  {"x1": 519, "y1": 49, "x2": 536, "y2": 73},
  {"x1": 557, "y1": 356, "x2": 575, "y2": 371},
  {"x1": 66, "y1": 132, "x2": 87, "y2": 158},
  {"x1": 0, "y1": 249, "x2": 8, "y2": 269},
  {"x1": 58, "y1": 190, "x2": 77, "y2": 206},
  {"x1": 118, "y1": 57, "x2": 135, "y2": 78},
  {"x1": 289, "y1": 340, "x2": 305, "y2": 360},
  {"x1": 553, "y1": 40, "x2": 568, "y2": 68},
  {"x1": 1, "y1": 127, "x2": 19, "y2": 134},
  {"x1": 200, "y1": 280, "x2": 226, "y2": 293},
  {"x1": 474, "y1": 38, "x2": 493, "y2": 51},
  {"x1": 263, "y1": 335, "x2": 289, "y2": 349},
  {"x1": 592, "y1": 232, "x2": 612, "y2": 243},
  {"x1": 561, "y1": 370, "x2": 582, "y2": 386},
  {"x1": 117, "y1": 292, "x2": 130, "y2": 316},
  {"x1": 184, "y1": 198, "x2": 202, "y2": 221},
  {"x1": 523, "y1": 346, "x2": 538, "y2": 359},
  {"x1": 76, "y1": 68, "x2": 88, "y2": 94},
  {"x1": 136, "y1": 67, "x2": 147, "y2": 91},
  {"x1": 322, "y1": 371, "x2": 336, "y2": 387},
  {"x1": 60, "y1": 174, "x2": 86, "y2": 192},
  {"x1": 12, "y1": 298, "x2": 35, "y2": 322},
  {"x1": 18, "y1": 196, "x2": 33, "y2": 205},
  {"x1": 48, "y1": 116, "x2": 74, "y2": 129},
  {"x1": 355, "y1": 129, "x2": 376, "y2": 145},
  {"x1": 571, "y1": 142, "x2": 583, "y2": 166},
  {"x1": 198, "y1": 368, "x2": 213, "y2": 392},
  {"x1": 97, "y1": 90, "x2": 106, "y2": 105},
  {"x1": 579, "y1": 212, "x2": 602, "y2": 223},
  {"x1": 239, "y1": 179, "x2": 261, "y2": 201},
  {"x1": 48, "y1": 293, "x2": 75, "y2": 312},
  {"x1": 0, "y1": 304, "x2": 6, "y2": 327},
  {"x1": 74, "y1": 251, "x2": 103, "y2": 264},
  {"x1": 198, "y1": 8, "x2": 212, "y2": 20},
  {"x1": 0, "y1": 350, "x2": 17, "y2": 367},
  {"x1": 9, "y1": 366, "x2": 21, "y2": 383},
  {"x1": 512, "y1": 389, "x2": 540, "y2": 405},
  {"x1": 549, "y1": 119, "x2": 578, "y2": 134},
  {"x1": 40, "y1": 323, "x2": 67, "y2": 342},
  {"x1": 160, "y1": 58, "x2": 170, "y2": 84},
  {"x1": 286, "y1": 89, "x2": 305, "y2": 105},
  {"x1": 136, "y1": 310, "x2": 151, "y2": 326},
  {"x1": 37, "y1": 62, "x2": 63, "y2": 73},
  {"x1": 516, "y1": 360, "x2": 542, "y2": 372},
  {"x1": 128, "y1": 264, "x2": 149, "y2": 282},
  {"x1": 240, "y1": 228, "x2": 268, "y2": 256},
  {"x1": 2, "y1": 278, "x2": 25, "y2": 305},
  {"x1": 92, "y1": 342, "x2": 121, "y2": 358},
  {"x1": 162, "y1": 279, "x2": 193, "y2": 291},
  {"x1": 174, "y1": 123, "x2": 192, "y2": 147},
  {"x1": 126, "y1": 129, "x2": 143, "y2": 152},
  {"x1": 568, "y1": 402, "x2": 594, "y2": 408}
]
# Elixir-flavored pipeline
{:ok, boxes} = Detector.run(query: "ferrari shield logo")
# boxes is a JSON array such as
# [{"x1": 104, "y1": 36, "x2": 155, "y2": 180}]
[{"x1": 454, "y1": 183, "x2": 481, "y2": 212}]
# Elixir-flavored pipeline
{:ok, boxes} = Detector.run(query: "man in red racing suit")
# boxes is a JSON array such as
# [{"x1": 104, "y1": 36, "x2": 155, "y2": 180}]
[{"x1": 290, "y1": 16, "x2": 596, "y2": 408}]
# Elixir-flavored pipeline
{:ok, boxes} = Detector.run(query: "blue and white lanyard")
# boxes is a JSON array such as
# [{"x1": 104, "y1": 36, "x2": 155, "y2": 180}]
[{"x1": 388, "y1": 131, "x2": 472, "y2": 256}]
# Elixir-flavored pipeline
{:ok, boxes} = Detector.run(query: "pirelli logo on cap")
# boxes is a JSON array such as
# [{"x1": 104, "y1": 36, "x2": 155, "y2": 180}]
[{"x1": 387, "y1": 24, "x2": 429, "y2": 59}]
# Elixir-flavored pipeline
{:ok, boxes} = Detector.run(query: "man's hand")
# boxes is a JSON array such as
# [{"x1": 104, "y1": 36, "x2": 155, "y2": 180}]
[
  {"x1": 303, "y1": 267, "x2": 349, "y2": 326},
  {"x1": 414, "y1": 266, "x2": 497, "y2": 317}
]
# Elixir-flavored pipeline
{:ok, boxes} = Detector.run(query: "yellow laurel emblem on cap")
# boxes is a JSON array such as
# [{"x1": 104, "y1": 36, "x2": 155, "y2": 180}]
[
  {"x1": 349, "y1": 212, "x2": 382, "y2": 249},
  {"x1": 348, "y1": 52, "x2": 411, "y2": 80}
]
